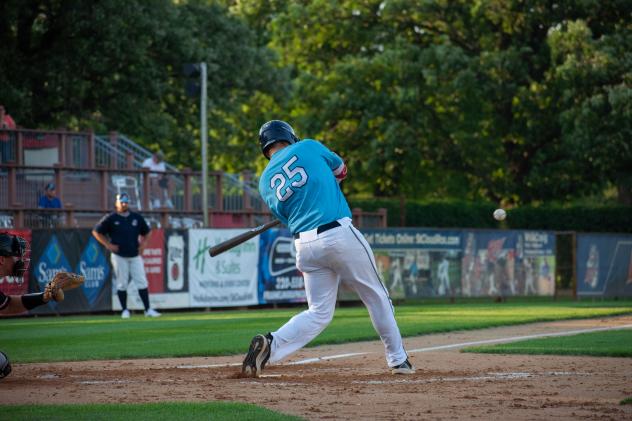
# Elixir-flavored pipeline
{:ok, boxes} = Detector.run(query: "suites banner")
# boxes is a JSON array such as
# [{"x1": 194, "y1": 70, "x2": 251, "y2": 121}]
[{"x1": 188, "y1": 229, "x2": 259, "y2": 307}]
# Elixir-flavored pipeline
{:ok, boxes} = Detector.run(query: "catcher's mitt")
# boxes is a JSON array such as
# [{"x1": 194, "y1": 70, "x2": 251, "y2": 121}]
[{"x1": 43, "y1": 272, "x2": 85, "y2": 302}]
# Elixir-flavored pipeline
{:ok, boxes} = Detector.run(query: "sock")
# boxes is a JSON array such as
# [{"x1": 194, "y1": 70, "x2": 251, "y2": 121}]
[
  {"x1": 117, "y1": 290, "x2": 127, "y2": 310},
  {"x1": 138, "y1": 288, "x2": 150, "y2": 310}
]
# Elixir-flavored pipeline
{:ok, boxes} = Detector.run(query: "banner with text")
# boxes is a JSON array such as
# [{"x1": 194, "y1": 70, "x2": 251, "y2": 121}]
[
  {"x1": 188, "y1": 229, "x2": 259, "y2": 307},
  {"x1": 258, "y1": 228, "x2": 306, "y2": 304},
  {"x1": 576, "y1": 234, "x2": 632, "y2": 298},
  {"x1": 357, "y1": 229, "x2": 463, "y2": 299},
  {"x1": 29, "y1": 229, "x2": 112, "y2": 314},
  {"x1": 461, "y1": 230, "x2": 555, "y2": 297},
  {"x1": 110, "y1": 228, "x2": 190, "y2": 311}
]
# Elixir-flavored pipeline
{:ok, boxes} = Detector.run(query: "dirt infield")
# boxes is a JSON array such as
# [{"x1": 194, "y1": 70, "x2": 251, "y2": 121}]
[{"x1": 3, "y1": 316, "x2": 632, "y2": 420}]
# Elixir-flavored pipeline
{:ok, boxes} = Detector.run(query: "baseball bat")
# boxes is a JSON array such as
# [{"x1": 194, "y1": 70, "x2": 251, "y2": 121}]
[{"x1": 208, "y1": 219, "x2": 281, "y2": 257}]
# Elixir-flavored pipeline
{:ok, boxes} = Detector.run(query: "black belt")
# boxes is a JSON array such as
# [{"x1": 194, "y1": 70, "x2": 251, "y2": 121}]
[{"x1": 294, "y1": 220, "x2": 341, "y2": 239}]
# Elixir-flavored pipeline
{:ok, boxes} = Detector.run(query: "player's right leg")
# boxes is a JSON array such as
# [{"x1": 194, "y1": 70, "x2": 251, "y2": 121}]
[
  {"x1": 336, "y1": 225, "x2": 413, "y2": 373},
  {"x1": 110, "y1": 254, "x2": 130, "y2": 318},
  {"x1": 267, "y1": 265, "x2": 339, "y2": 363}
]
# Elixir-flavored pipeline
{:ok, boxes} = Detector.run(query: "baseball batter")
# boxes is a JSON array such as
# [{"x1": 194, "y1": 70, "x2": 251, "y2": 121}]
[
  {"x1": 242, "y1": 120, "x2": 414, "y2": 377},
  {"x1": 92, "y1": 193, "x2": 160, "y2": 318}
]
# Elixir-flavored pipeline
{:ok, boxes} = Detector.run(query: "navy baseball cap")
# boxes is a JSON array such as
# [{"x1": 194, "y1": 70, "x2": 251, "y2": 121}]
[
  {"x1": 45, "y1": 183, "x2": 55, "y2": 191},
  {"x1": 115, "y1": 193, "x2": 130, "y2": 203}
]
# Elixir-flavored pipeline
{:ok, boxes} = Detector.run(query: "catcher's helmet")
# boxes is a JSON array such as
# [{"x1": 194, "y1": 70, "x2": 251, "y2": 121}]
[
  {"x1": 0, "y1": 351, "x2": 11, "y2": 379},
  {"x1": 0, "y1": 233, "x2": 29, "y2": 277},
  {"x1": 259, "y1": 120, "x2": 299, "y2": 158}
]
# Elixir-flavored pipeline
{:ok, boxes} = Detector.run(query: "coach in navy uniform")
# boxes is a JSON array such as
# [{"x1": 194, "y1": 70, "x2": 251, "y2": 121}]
[{"x1": 92, "y1": 193, "x2": 161, "y2": 318}]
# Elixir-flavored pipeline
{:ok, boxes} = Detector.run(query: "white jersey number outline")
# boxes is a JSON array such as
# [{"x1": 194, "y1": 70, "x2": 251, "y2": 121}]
[{"x1": 270, "y1": 155, "x2": 308, "y2": 202}]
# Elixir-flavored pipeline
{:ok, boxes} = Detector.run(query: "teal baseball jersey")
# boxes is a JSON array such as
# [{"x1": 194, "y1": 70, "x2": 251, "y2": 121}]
[{"x1": 259, "y1": 139, "x2": 352, "y2": 234}]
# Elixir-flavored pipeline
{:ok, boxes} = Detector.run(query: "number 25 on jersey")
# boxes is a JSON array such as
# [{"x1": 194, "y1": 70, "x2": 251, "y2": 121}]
[{"x1": 270, "y1": 156, "x2": 308, "y2": 201}]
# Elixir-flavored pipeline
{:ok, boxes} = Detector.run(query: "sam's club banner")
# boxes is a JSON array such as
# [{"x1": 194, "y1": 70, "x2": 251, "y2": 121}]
[
  {"x1": 188, "y1": 229, "x2": 259, "y2": 307},
  {"x1": 577, "y1": 234, "x2": 632, "y2": 297},
  {"x1": 28, "y1": 229, "x2": 111, "y2": 314}
]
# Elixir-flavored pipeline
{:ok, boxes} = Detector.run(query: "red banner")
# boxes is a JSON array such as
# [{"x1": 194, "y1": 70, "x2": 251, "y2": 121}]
[{"x1": 142, "y1": 228, "x2": 165, "y2": 293}]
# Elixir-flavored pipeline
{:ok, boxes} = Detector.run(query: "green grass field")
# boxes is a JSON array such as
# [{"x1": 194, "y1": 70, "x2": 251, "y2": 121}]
[
  {"x1": 1, "y1": 298, "x2": 631, "y2": 363},
  {"x1": 0, "y1": 402, "x2": 304, "y2": 421},
  {"x1": 463, "y1": 329, "x2": 632, "y2": 357}
]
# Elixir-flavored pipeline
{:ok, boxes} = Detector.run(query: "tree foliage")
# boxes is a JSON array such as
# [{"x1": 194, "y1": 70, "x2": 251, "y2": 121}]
[
  {"x1": 231, "y1": 0, "x2": 631, "y2": 205},
  {"x1": 1, "y1": 0, "x2": 630, "y2": 205},
  {"x1": 0, "y1": 0, "x2": 284, "y2": 171}
]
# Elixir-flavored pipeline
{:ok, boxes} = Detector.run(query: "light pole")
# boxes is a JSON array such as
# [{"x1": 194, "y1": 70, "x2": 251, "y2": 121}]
[{"x1": 200, "y1": 62, "x2": 208, "y2": 227}]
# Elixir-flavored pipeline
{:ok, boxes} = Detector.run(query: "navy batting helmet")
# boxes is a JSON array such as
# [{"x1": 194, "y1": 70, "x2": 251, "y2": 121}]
[{"x1": 259, "y1": 120, "x2": 299, "y2": 158}]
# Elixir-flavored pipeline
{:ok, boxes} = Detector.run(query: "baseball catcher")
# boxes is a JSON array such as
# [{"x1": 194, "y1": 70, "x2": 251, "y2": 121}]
[
  {"x1": 1, "y1": 232, "x2": 84, "y2": 381},
  {"x1": 0, "y1": 232, "x2": 85, "y2": 315}
]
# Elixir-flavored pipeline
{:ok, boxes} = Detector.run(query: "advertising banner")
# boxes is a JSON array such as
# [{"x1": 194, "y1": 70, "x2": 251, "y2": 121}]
[
  {"x1": 577, "y1": 234, "x2": 632, "y2": 297},
  {"x1": 0, "y1": 229, "x2": 31, "y2": 296},
  {"x1": 359, "y1": 229, "x2": 463, "y2": 299},
  {"x1": 258, "y1": 228, "x2": 305, "y2": 304},
  {"x1": 111, "y1": 228, "x2": 191, "y2": 311},
  {"x1": 29, "y1": 229, "x2": 112, "y2": 314},
  {"x1": 144, "y1": 228, "x2": 165, "y2": 293},
  {"x1": 462, "y1": 231, "x2": 555, "y2": 297},
  {"x1": 188, "y1": 229, "x2": 259, "y2": 307}
]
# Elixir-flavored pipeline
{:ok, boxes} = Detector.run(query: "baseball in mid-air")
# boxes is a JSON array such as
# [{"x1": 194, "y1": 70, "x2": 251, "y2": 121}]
[{"x1": 493, "y1": 208, "x2": 507, "y2": 221}]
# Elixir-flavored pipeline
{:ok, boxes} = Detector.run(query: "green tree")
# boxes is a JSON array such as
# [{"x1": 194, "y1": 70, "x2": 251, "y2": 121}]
[
  {"x1": 231, "y1": 0, "x2": 631, "y2": 205},
  {"x1": 0, "y1": 0, "x2": 286, "y2": 170}
]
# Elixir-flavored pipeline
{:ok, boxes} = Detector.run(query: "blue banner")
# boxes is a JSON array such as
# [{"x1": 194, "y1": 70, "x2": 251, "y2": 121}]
[
  {"x1": 577, "y1": 234, "x2": 632, "y2": 297},
  {"x1": 462, "y1": 231, "x2": 555, "y2": 297},
  {"x1": 28, "y1": 229, "x2": 112, "y2": 314},
  {"x1": 361, "y1": 229, "x2": 463, "y2": 299},
  {"x1": 258, "y1": 228, "x2": 305, "y2": 303}
]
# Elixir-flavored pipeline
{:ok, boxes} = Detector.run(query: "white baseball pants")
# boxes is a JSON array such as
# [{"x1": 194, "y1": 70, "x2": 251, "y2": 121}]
[
  {"x1": 110, "y1": 254, "x2": 148, "y2": 291},
  {"x1": 269, "y1": 217, "x2": 409, "y2": 367}
]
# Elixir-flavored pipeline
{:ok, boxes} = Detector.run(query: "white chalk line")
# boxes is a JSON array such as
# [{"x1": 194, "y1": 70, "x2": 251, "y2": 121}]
[
  {"x1": 174, "y1": 324, "x2": 632, "y2": 370},
  {"x1": 351, "y1": 371, "x2": 592, "y2": 385},
  {"x1": 408, "y1": 324, "x2": 632, "y2": 353},
  {"x1": 177, "y1": 362, "x2": 241, "y2": 369}
]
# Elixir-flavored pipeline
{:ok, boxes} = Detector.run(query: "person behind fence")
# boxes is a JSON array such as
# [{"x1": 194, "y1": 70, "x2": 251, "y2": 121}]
[
  {"x1": 37, "y1": 183, "x2": 62, "y2": 227},
  {"x1": 91, "y1": 193, "x2": 161, "y2": 318},
  {"x1": 141, "y1": 150, "x2": 173, "y2": 209},
  {"x1": 0, "y1": 105, "x2": 17, "y2": 163}
]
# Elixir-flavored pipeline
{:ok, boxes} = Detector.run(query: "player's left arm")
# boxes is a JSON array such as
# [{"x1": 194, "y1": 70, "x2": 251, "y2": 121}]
[{"x1": 138, "y1": 215, "x2": 151, "y2": 254}]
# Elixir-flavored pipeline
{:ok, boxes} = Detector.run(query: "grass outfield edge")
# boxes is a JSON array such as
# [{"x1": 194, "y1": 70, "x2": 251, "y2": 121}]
[{"x1": 0, "y1": 401, "x2": 305, "y2": 421}]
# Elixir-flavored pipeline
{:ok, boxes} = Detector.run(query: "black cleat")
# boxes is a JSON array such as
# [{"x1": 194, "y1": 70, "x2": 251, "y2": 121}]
[
  {"x1": 391, "y1": 358, "x2": 415, "y2": 374},
  {"x1": 242, "y1": 333, "x2": 272, "y2": 378}
]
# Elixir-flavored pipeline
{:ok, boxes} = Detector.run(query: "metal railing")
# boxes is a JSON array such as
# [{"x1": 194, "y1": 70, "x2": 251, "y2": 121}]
[{"x1": 0, "y1": 163, "x2": 388, "y2": 229}]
